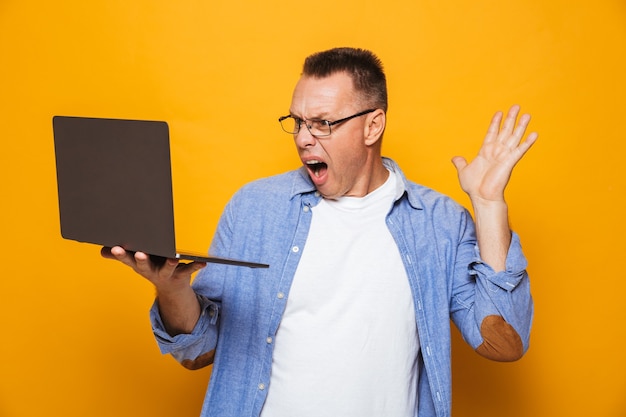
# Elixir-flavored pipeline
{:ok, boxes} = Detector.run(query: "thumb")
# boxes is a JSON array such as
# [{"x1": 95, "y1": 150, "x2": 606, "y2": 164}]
[
  {"x1": 451, "y1": 156, "x2": 468, "y2": 173},
  {"x1": 176, "y1": 261, "x2": 207, "y2": 276},
  {"x1": 190, "y1": 261, "x2": 207, "y2": 274}
]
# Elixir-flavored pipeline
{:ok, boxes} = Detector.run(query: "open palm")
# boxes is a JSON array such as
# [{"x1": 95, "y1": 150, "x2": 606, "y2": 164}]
[{"x1": 452, "y1": 105, "x2": 538, "y2": 203}]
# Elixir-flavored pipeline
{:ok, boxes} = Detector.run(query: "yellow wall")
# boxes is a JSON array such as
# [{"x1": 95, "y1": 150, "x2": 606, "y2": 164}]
[{"x1": 1, "y1": 1, "x2": 625, "y2": 416}]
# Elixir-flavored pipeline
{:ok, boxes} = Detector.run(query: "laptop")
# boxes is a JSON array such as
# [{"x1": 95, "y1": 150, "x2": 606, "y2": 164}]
[{"x1": 52, "y1": 115, "x2": 269, "y2": 268}]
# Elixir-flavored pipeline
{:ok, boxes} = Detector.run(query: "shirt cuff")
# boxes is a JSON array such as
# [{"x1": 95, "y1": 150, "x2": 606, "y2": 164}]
[
  {"x1": 470, "y1": 231, "x2": 529, "y2": 291},
  {"x1": 150, "y1": 294, "x2": 219, "y2": 360}
]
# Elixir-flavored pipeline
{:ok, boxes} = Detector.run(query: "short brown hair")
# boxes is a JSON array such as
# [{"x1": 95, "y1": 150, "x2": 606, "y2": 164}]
[{"x1": 302, "y1": 47, "x2": 388, "y2": 112}]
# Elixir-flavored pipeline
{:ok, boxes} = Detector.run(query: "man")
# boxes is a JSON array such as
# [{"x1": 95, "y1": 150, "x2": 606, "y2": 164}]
[{"x1": 103, "y1": 47, "x2": 536, "y2": 417}]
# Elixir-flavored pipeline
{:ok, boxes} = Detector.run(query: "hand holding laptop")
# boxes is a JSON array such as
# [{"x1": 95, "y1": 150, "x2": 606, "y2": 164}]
[
  {"x1": 53, "y1": 116, "x2": 268, "y2": 335},
  {"x1": 101, "y1": 245, "x2": 206, "y2": 286},
  {"x1": 101, "y1": 245, "x2": 205, "y2": 335}
]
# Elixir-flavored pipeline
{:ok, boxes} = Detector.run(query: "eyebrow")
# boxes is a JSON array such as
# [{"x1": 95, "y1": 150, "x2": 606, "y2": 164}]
[{"x1": 288, "y1": 111, "x2": 333, "y2": 120}]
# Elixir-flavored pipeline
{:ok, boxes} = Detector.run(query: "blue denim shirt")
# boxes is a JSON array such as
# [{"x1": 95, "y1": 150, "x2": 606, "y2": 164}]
[{"x1": 151, "y1": 158, "x2": 533, "y2": 417}]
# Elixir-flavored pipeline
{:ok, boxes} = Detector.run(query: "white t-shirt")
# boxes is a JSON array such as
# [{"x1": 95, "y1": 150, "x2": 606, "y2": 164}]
[{"x1": 261, "y1": 170, "x2": 419, "y2": 417}]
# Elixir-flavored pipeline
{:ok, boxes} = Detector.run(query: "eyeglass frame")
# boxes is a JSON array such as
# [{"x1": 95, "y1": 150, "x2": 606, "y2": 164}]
[{"x1": 278, "y1": 108, "x2": 377, "y2": 137}]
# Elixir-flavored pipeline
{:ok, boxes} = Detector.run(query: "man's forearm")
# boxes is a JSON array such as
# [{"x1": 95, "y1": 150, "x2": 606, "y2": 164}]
[
  {"x1": 156, "y1": 285, "x2": 202, "y2": 336},
  {"x1": 471, "y1": 199, "x2": 511, "y2": 272}
]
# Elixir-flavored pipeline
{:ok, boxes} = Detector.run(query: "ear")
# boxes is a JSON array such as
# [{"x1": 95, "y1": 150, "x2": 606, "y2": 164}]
[{"x1": 363, "y1": 109, "x2": 386, "y2": 146}]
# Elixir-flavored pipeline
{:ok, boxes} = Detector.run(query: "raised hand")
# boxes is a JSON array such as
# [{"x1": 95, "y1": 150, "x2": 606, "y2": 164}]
[
  {"x1": 451, "y1": 105, "x2": 538, "y2": 204},
  {"x1": 451, "y1": 105, "x2": 538, "y2": 271}
]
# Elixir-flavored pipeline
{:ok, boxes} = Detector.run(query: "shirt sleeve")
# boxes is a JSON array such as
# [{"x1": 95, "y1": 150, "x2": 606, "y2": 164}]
[
  {"x1": 150, "y1": 294, "x2": 220, "y2": 366},
  {"x1": 471, "y1": 232, "x2": 528, "y2": 291},
  {"x1": 451, "y1": 229, "x2": 534, "y2": 361}
]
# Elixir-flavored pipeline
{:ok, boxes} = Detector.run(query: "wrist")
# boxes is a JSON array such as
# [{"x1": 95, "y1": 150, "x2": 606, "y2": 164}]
[
  {"x1": 469, "y1": 194, "x2": 507, "y2": 210},
  {"x1": 156, "y1": 280, "x2": 193, "y2": 298}
]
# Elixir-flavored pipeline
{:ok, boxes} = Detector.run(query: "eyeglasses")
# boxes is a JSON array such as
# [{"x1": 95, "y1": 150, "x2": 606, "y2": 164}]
[{"x1": 278, "y1": 109, "x2": 376, "y2": 137}]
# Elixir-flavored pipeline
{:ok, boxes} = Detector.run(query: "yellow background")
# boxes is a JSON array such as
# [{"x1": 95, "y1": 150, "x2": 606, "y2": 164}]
[{"x1": 1, "y1": 1, "x2": 625, "y2": 416}]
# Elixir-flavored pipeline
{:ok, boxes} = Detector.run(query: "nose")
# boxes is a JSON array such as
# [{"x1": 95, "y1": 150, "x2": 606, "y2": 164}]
[{"x1": 294, "y1": 125, "x2": 316, "y2": 148}]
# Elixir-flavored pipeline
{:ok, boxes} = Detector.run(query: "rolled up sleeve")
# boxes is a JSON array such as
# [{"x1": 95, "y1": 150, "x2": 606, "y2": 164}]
[
  {"x1": 470, "y1": 232, "x2": 529, "y2": 291},
  {"x1": 150, "y1": 294, "x2": 220, "y2": 369},
  {"x1": 453, "y1": 231, "x2": 534, "y2": 361}
]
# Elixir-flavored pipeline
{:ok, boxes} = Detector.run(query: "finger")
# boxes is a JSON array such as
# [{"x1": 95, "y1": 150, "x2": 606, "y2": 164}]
[
  {"x1": 498, "y1": 105, "x2": 521, "y2": 141},
  {"x1": 103, "y1": 245, "x2": 137, "y2": 268},
  {"x1": 484, "y1": 111, "x2": 504, "y2": 143},
  {"x1": 100, "y1": 246, "x2": 114, "y2": 259},
  {"x1": 110, "y1": 245, "x2": 128, "y2": 257},
  {"x1": 516, "y1": 131, "x2": 539, "y2": 157},
  {"x1": 133, "y1": 251, "x2": 178, "y2": 276},
  {"x1": 504, "y1": 113, "x2": 532, "y2": 148},
  {"x1": 503, "y1": 131, "x2": 538, "y2": 168}
]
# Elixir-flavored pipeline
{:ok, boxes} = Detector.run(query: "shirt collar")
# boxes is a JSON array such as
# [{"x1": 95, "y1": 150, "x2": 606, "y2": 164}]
[
  {"x1": 288, "y1": 157, "x2": 424, "y2": 210},
  {"x1": 382, "y1": 157, "x2": 423, "y2": 210}
]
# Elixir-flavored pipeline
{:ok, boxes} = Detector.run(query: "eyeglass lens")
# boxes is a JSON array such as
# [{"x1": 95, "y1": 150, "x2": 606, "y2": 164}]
[{"x1": 281, "y1": 117, "x2": 331, "y2": 136}]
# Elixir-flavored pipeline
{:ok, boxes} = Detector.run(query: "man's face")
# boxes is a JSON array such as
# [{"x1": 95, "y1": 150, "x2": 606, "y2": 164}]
[{"x1": 289, "y1": 72, "x2": 376, "y2": 199}]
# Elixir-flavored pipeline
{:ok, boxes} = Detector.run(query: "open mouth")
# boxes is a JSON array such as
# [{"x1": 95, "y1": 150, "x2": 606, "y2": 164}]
[{"x1": 306, "y1": 160, "x2": 328, "y2": 178}]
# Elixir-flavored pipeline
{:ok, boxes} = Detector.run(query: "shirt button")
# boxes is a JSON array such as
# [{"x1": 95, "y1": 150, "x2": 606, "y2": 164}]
[
  {"x1": 266, "y1": 337, "x2": 273, "y2": 344},
  {"x1": 315, "y1": 191, "x2": 321, "y2": 197},
  {"x1": 277, "y1": 292, "x2": 285, "y2": 299},
  {"x1": 303, "y1": 206, "x2": 310, "y2": 213},
  {"x1": 292, "y1": 246, "x2": 299, "y2": 253},
  {"x1": 258, "y1": 383, "x2": 266, "y2": 390}
]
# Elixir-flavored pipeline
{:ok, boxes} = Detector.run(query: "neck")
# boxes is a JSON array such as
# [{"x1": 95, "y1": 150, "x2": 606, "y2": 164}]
[{"x1": 348, "y1": 157, "x2": 389, "y2": 198}]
